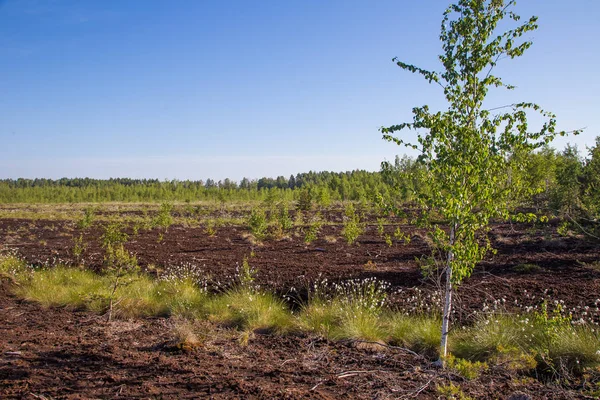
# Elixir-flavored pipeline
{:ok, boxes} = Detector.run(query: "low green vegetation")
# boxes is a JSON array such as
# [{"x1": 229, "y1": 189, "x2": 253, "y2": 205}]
[
  {"x1": 453, "y1": 304, "x2": 600, "y2": 377},
  {"x1": 247, "y1": 208, "x2": 268, "y2": 241},
  {"x1": 206, "y1": 289, "x2": 293, "y2": 333},
  {"x1": 303, "y1": 213, "x2": 323, "y2": 244},
  {"x1": 76, "y1": 206, "x2": 96, "y2": 229},
  {"x1": 3, "y1": 250, "x2": 597, "y2": 383},
  {"x1": 341, "y1": 203, "x2": 364, "y2": 245}
]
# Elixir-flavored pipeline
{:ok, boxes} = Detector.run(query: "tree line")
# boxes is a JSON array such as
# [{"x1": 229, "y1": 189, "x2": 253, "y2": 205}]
[
  {"x1": 0, "y1": 170, "x2": 394, "y2": 204},
  {"x1": 0, "y1": 139, "x2": 598, "y2": 226}
]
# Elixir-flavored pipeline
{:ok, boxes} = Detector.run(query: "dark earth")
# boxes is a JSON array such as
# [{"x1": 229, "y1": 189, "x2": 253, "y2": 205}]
[{"x1": 1, "y1": 209, "x2": 600, "y2": 398}]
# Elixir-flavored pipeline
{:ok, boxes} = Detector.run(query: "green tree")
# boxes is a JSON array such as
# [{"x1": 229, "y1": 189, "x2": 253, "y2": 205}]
[
  {"x1": 523, "y1": 145, "x2": 558, "y2": 209},
  {"x1": 552, "y1": 144, "x2": 584, "y2": 216},
  {"x1": 583, "y1": 138, "x2": 600, "y2": 215},
  {"x1": 381, "y1": 0, "x2": 574, "y2": 363}
]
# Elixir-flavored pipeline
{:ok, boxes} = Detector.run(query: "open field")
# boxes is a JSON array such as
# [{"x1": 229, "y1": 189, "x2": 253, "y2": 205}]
[{"x1": 2, "y1": 202, "x2": 600, "y2": 398}]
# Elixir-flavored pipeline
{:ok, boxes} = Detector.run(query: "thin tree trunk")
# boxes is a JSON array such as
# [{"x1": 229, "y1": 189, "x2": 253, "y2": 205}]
[
  {"x1": 107, "y1": 267, "x2": 122, "y2": 323},
  {"x1": 438, "y1": 224, "x2": 455, "y2": 365}
]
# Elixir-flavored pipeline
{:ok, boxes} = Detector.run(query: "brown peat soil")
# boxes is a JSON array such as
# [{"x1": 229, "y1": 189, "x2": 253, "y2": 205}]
[{"x1": 1, "y1": 207, "x2": 599, "y2": 398}]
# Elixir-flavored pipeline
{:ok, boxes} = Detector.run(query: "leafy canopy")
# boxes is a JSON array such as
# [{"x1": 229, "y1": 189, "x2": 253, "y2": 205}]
[{"x1": 382, "y1": 0, "x2": 575, "y2": 283}]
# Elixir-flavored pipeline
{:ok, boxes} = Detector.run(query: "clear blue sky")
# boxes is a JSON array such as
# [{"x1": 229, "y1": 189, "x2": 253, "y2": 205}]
[{"x1": 1, "y1": 0, "x2": 598, "y2": 181}]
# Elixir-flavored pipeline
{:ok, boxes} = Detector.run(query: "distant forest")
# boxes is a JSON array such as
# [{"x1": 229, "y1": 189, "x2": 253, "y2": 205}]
[
  {"x1": 1, "y1": 141, "x2": 599, "y2": 226},
  {"x1": 0, "y1": 170, "x2": 392, "y2": 203}
]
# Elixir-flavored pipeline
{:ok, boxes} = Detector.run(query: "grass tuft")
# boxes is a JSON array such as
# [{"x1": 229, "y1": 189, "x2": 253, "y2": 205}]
[
  {"x1": 15, "y1": 266, "x2": 110, "y2": 310},
  {"x1": 453, "y1": 313, "x2": 600, "y2": 377},
  {"x1": 386, "y1": 312, "x2": 441, "y2": 358},
  {"x1": 207, "y1": 288, "x2": 292, "y2": 333},
  {"x1": 0, "y1": 252, "x2": 30, "y2": 281},
  {"x1": 297, "y1": 298, "x2": 342, "y2": 339},
  {"x1": 452, "y1": 314, "x2": 527, "y2": 361}
]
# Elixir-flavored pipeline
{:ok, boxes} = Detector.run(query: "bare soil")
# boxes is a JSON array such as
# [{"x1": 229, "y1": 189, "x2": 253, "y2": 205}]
[{"x1": 1, "y1": 210, "x2": 600, "y2": 398}]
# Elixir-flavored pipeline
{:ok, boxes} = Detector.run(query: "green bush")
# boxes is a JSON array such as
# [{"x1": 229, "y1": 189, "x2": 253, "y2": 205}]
[
  {"x1": 247, "y1": 208, "x2": 268, "y2": 240},
  {"x1": 304, "y1": 213, "x2": 323, "y2": 244},
  {"x1": 272, "y1": 204, "x2": 294, "y2": 238},
  {"x1": 153, "y1": 202, "x2": 174, "y2": 230},
  {"x1": 296, "y1": 188, "x2": 313, "y2": 211},
  {"x1": 76, "y1": 206, "x2": 96, "y2": 229},
  {"x1": 341, "y1": 203, "x2": 364, "y2": 245}
]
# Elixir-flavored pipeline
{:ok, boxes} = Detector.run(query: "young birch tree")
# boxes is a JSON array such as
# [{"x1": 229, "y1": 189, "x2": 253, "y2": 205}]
[{"x1": 381, "y1": 0, "x2": 575, "y2": 364}]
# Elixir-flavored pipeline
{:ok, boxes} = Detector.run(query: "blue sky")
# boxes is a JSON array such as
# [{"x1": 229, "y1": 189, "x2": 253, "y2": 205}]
[{"x1": 1, "y1": 0, "x2": 598, "y2": 181}]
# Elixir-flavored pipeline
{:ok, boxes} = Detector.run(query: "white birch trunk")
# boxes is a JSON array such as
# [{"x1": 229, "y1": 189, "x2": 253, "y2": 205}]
[{"x1": 438, "y1": 224, "x2": 455, "y2": 365}]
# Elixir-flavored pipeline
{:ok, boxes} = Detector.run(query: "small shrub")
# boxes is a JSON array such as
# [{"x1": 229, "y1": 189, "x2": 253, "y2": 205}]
[
  {"x1": 304, "y1": 214, "x2": 323, "y2": 244},
  {"x1": 341, "y1": 203, "x2": 364, "y2": 245},
  {"x1": 272, "y1": 204, "x2": 294, "y2": 238},
  {"x1": 101, "y1": 220, "x2": 129, "y2": 265},
  {"x1": 376, "y1": 217, "x2": 387, "y2": 236},
  {"x1": 382, "y1": 234, "x2": 393, "y2": 247},
  {"x1": 296, "y1": 188, "x2": 313, "y2": 211},
  {"x1": 77, "y1": 206, "x2": 96, "y2": 229},
  {"x1": 153, "y1": 202, "x2": 174, "y2": 231},
  {"x1": 557, "y1": 220, "x2": 571, "y2": 237},
  {"x1": 72, "y1": 234, "x2": 87, "y2": 265},
  {"x1": 315, "y1": 188, "x2": 331, "y2": 208},
  {"x1": 237, "y1": 256, "x2": 257, "y2": 290},
  {"x1": 294, "y1": 209, "x2": 304, "y2": 227},
  {"x1": 204, "y1": 220, "x2": 217, "y2": 237},
  {"x1": 393, "y1": 226, "x2": 411, "y2": 244},
  {"x1": 436, "y1": 382, "x2": 473, "y2": 400},
  {"x1": 445, "y1": 354, "x2": 487, "y2": 380},
  {"x1": 132, "y1": 222, "x2": 141, "y2": 235},
  {"x1": 104, "y1": 244, "x2": 139, "y2": 321},
  {"x1": 247, "y1": 208, "x2": 268, "y2": 241}
]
